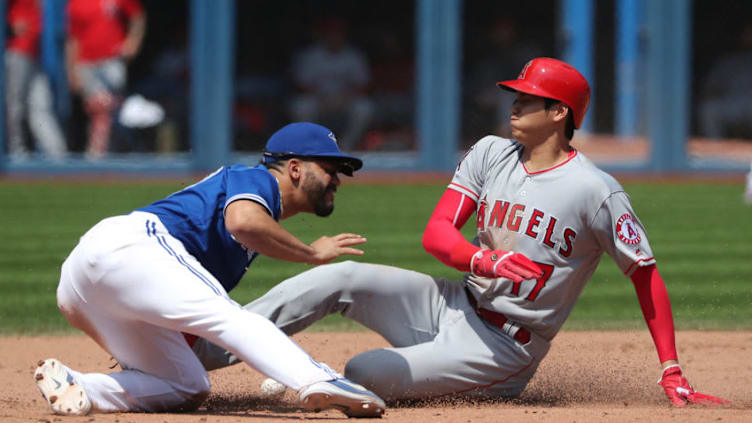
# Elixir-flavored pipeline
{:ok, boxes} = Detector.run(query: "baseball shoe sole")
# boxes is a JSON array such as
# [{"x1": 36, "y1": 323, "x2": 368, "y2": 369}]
[
  {"x1": 34, "y1": 359, "x2": 92, "y2": 416},
  {"x1": 299, "y1": 378, "x2": 386, "y2": 418}
]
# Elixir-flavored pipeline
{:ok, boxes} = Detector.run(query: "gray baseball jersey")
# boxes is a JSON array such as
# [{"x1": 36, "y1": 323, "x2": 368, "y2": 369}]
[{"x1": 451, "y1": 136, "x2": 655, "y2": 341}]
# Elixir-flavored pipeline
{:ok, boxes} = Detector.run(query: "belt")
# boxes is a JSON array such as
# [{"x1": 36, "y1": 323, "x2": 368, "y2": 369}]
[{"x1": 465, "y1": 287, "x2": 531, "y2": 345}]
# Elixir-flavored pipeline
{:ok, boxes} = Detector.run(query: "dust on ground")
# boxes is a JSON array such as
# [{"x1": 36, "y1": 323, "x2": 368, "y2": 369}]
[{"x1": 2, "y1": 331, "x2": 750, "y2": 422}]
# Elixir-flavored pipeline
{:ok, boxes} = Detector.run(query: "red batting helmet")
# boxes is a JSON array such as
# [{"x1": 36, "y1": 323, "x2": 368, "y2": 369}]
[{"x1": 497, "y1": 57, "x2": 591, "y2": 128}]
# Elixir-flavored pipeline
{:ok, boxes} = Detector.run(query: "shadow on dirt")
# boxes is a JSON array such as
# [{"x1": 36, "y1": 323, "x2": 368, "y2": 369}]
[{"x1": 198, "y1": 394, "x2": 303, "y2": 416}]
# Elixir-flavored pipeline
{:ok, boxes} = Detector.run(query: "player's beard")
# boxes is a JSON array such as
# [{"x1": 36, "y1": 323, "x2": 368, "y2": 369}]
[{"x1": 304, "y1": 175, "x2": 336, "y2": 217}]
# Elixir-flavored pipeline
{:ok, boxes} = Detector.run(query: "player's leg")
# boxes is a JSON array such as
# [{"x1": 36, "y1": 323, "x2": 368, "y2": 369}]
[
  {"x1": 28, "y1": 70, "x2": 68, "y2": 159},
  {"x1": 744, "y1": 161, "x2": 752, "y2": 204},
  {"x1": 54, "y1": 221, "x2": 211, "y2": 412},
  {"x1": 698, "y1": 99, "x2": 727, "y2": 139},
  {"x1": 50, "y1": 213, "x2": 362, "y2": 413},
  {"x1": 193, "y1": 261, "x2": 446, "y2": 370},
  {"x1": 252, "y1": 262, "x2": 443, "y2": 345},
  {"x1": 5, "y1": 51, "x2": 33, "y2": 157},
  {"x1": 77, "y1": 60, "x2": 124, "y2": 158},
  {"x1": 343, "y1": 281, "x2": 550, "y2": 400},
  {"x1": 340, "y1": 97, "x2": 374, "y2": 150}
]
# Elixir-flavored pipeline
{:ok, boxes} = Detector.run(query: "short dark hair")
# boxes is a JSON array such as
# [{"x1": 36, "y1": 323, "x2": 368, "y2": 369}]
[
  {"x1": 544, "y1": 98, "x2": 575, "y2": 140},
  {"x1": 261, "y1": 159, "x2": 285, "y2": 172},
  {"x1": 260, "y1": 156, "x2": 347, "y2": 175}
]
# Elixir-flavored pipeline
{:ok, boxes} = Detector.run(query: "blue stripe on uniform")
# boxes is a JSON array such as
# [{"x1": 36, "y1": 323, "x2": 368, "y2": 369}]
[
  {"x1": 156, "y1": 235, "x2": 222, "y2": 297},
  {"x1": 145, "y1": 219, "x2": 224, "y2": 297},
  {"x1": 159, "y1": 235, "x2": 223, "y2": 296}
]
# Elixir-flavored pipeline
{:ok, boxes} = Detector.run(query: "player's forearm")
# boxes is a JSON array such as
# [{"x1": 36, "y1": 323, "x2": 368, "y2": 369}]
[
  {"x1": 630, "y1": 264, "x2": 679, "y2": 364},
  {"x1": 233, "y1": 222, "x2": 318, "y2": 264},
  {"x1": 124, "y1": 15, "x2": 146, "y2": 56},
  {"x1": 423, "y1": 221, "x2": 477, "y2": 270},
  {"x1": 422, "y1": 189, "x2": 478, "y2": 270},
  {"x1": 65, "y1": 40, "x2": 80, "y2": 91},
  {"x1": 65, "y1": 39, "x2": 78, "y2": 71},
  {"x1": 225, "y1": 200, "x2": 318, "y2": 264}
]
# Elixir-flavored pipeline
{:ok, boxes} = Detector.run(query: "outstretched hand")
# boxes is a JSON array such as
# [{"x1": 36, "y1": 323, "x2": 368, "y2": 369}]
[
  {"x1": 309, "y1": 233, "x2": 366, "y2": 265},
  {"x1": 658, "y1": 365, "x2": 730, "y2": 407},
  {"x1": 470, "y1": 249, "x2": 542, "y2": 282}
]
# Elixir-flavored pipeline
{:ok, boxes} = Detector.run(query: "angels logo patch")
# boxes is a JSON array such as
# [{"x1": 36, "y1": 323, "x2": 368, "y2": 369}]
[{"x1": 616, "y1": 213, "x2": 641, "y2": 245}]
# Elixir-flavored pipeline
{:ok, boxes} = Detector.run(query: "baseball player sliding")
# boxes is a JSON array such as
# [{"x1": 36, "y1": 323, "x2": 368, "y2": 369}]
[
  {"x1": 33, "y1": 123, "x2": 385, "y2": 418},
  {"x1": 194, "y1": 58, "x2": 728, "y2": 406}
]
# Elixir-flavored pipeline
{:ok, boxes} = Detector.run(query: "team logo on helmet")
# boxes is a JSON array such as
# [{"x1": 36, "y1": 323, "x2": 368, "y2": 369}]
[
  {"x1": 616, "y1": 213, "x2": 641, "y2": 245},
  {"x1": 518, "y1": 60, "x2": 532, "y2": 80},
  {"x1": 328, "y1": 132, "x2": 338, "y2": 144}
]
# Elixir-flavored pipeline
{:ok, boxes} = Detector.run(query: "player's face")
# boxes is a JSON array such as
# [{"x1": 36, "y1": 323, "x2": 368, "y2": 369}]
[
  {"x1": 303, "y1": 161, "x2": 341, "y2": 217},
  {"x1": 509, "y1": 93, "x2": 553, "y2": 141}
]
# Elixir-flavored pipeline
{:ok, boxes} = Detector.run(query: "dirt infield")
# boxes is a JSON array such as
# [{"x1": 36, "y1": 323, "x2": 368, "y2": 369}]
[{"x1": 3, "y1": 331, "x2": 750, "y2": 422}]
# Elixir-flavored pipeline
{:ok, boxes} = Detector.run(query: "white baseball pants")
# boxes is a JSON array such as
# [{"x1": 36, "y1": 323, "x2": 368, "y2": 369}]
[{"x1": 57, "y1": 212, "x2": 338, "y2": 412}]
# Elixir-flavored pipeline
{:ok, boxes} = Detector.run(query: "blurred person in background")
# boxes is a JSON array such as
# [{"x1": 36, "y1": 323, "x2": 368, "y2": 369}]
[
  {"x1": 5, "y1": 0, "x2": 68, "y2": 161},
  {"x1": 698, "y1": 24, "x2": 752, "y2": 140},
  {"x1": 745, "y1": 162, "x2": 752, "y2": 205},
  {"x1": 466, "y1": 17, "x2": 543, "y2": 139},
  {"x1": 289, "y1": 17, "x2": 374, "y2": 151},
  {"x1": 65, "y1": 0, "x2": 145, "y2": 159},
  {"x1": 365, "y1": 30, "x2": 414, "y2": 151}
]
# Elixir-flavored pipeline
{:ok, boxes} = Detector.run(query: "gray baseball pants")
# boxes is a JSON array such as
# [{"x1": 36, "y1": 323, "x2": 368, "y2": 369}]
[
  {"x1": 192, "y1": 261, "x2": 550, "y2": 400},
  {"x1": 5, "y1": 51, "x2": 67, "y2": 158}
]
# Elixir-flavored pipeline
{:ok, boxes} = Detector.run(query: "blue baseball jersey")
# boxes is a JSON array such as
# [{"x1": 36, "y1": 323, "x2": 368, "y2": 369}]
[{"x1": 138, "y1": 164, "x2": 281, "y2": 292}]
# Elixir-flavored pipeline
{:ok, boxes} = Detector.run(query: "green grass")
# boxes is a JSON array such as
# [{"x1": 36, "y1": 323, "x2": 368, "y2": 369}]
[{"x1": 1, "y1": 179, "x2": 750, "y2": 334}]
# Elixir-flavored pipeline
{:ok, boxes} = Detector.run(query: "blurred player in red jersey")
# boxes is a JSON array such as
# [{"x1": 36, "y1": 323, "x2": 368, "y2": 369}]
[{"x1": 65, "y1": 0, "x2": 145, "y2": 159}]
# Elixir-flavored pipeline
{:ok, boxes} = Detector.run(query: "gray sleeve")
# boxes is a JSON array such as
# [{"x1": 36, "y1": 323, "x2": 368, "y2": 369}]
[
  {"x1": 591, "y1": 192, "x2": 656, "y2": 276},
  {"x1": 448, "y1": 136, "x2": 497, "y2": 201}
]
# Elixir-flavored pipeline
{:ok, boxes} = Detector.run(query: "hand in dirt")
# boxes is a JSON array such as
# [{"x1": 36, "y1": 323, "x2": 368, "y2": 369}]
[{"x1": 658, "y1": 365, "x2": 730, "y2": 407}]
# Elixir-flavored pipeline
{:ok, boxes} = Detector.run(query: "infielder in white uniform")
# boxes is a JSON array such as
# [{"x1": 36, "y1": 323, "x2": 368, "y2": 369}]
[
  {"x1": 33, "y1": 122, "x2": 386, "y2": 418},
  {"x1": 193, "y1": 58, "x2": 728, "y2": 407}
]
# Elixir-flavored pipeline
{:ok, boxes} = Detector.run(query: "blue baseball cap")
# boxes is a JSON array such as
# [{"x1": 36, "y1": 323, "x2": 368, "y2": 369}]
[{"x1": 262, "y1": 122, "x2": 363, "y2": 176}]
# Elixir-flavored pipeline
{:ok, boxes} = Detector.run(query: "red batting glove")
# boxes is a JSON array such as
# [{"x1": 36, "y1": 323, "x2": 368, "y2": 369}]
[
  {"x1": 658, "y1": 365, "x2": 730, "y2": 407},
  {"x1": 470, "y1": 249, "x2": 542, "y2": 282}
]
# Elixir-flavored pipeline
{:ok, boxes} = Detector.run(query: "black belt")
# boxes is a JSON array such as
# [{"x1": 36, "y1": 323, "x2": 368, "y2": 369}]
[{"x1": 465, "y1": 287, "x2": 531, "y2": 344}]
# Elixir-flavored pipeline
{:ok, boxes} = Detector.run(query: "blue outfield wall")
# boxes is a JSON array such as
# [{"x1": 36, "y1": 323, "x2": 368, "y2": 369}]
[
  {"x1": 0, "y1": 0, "x2": 6, "y2": 171},
  {"x1": 0, "y1": 0, "x2": 748, "y2": 176}
]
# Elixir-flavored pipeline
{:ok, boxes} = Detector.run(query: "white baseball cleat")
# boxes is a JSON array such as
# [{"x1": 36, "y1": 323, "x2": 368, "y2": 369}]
[
  {"x1": 34, "y1": 359, "x2": 92, "y2": 416},
  {"x1": 298, "y1": 377, "x2": 386, "y2": 418}
]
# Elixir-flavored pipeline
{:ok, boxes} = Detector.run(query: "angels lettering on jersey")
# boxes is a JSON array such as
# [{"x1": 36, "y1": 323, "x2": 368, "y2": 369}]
[{"x1": 475, "y1": 195, "x2": 576, "y2": 258}]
